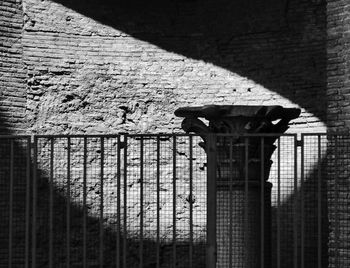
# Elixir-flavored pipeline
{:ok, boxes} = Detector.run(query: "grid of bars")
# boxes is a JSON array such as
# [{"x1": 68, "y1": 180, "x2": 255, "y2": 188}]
[
  {"x1": 0, "y1": 136, "x2": 31, "y2": 268},
  {"x1": 31, "y1": 134, "x2": 206, "y2": 268},
  {"x1": 212, "y1": 134, "x2": 297, "y2": 268},
  {"x1": 0, "y1": 133, "x2": 344, "y2": 268}
]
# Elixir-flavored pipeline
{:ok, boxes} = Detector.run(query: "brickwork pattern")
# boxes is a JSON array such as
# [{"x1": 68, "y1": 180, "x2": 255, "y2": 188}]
[
  {"x1": 0, "y1": 0, "x2": 26, "y2": 133},
  {"x1": 327, "y1": 0, "x2": 350, "y2": 131},
  {"x1": 22, "y1": 0, "x2": 327, "y2": 135},
  {"x1": 327, "y1": 1, "x2": 350, "y2": 267},
  {"x1": 0, "y1": 0, "x2": 339, "y2": 267}
]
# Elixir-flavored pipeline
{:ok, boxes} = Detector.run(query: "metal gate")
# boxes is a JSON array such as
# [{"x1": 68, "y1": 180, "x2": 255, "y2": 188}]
[{"x1": 0, "y1": 133, "x2": 344, "y2": 268}]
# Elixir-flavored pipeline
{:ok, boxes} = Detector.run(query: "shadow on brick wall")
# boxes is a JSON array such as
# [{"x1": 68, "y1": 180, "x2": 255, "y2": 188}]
[
  {"x1": 31, "y1": 168, "x2": 205, "y2": 267},
  {"x1": 271, "y1": 162, "x2": 329, "y2": 268},
  {"x1": 48, "y1": 0, "x2": 328, "y2": 266},
  {"x1": 0, "y1": 122, "x2": 329, "y2": 267},
  {"x1": 2, "y1": 0, "x2": 330, "y2": 266},
  {"x1": 52, "y1": 0, "x2": 327, "y2": 121},
  {"x1": 0, "y1": 122, "x2": 205, "y2": 267}
]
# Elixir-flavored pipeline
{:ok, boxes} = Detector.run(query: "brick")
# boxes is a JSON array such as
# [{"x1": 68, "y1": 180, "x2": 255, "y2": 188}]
[{"x1": 0, "y1": 0, "x2": 26, "y2": 135}]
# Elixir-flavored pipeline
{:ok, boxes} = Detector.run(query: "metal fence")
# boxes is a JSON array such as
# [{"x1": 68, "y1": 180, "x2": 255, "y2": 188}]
[{"x1": 0, "y1": 133, "x2": 345, "y2": 268}]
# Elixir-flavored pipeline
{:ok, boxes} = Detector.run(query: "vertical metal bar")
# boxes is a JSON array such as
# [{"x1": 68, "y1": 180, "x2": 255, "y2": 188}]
[
  {"x1": 301, "y1": 135, "x2": 305, "y2": 268},
  {"x1": 206, "y1": 134, "x2": 217, "y2": 268},
  {"x1": 32, "y1": 137, "x2": 38, "y2": 268},
  {"x1": 244, "y1": 137, "x2": 249, "y2": 267},
  {"x1": 293, "y1": 135, "x2": 298, "y2": 268},
  {"x1": 8, "y1": 139, "x2": 14, "y2": 268},
  {"x1": 139, "y1": 137, "x2": 144, "y2": 268},
  {"x1": 116, "y1": 136, "x2": 121, "y2": 268},
  {"x1": 123, "y1": 135, "x2": 128, "y2": 268},
  {"x1": 66, "y1": 137, "x2": 71, "y2": 268},
  {"x1": 189, "y1": 136, "x2": 193, "y2": 268},
  {"x1": 229, "y1": 138, "x2": 233, "y2": 268},
  {"x1": 25, "y1": 137, "x2": 31, "y2": 268},
  {"x1": 277, "y1": 138, "x2": 281, "y2": 268},
  {"x1": 317, "y1": 135, "x2": 322, "y2": 268},
  {"x1": 156, "y1": 136, "x2": 160, "y2": 268},
  {"x1": 229, "y1": 137, "x2": 234, "y2": 268},
  {"x1": 334, "y1": 135, "x2": 340, "y2": 268},
  {"x1": 83, "y1": 137, "x2": 87, "y2": 268},
  {"x1": 100, "y1": 137, "x2": 104, "y2": 268},
  {"x1": 260, "y1": 137, "x2": 265, "y2": 268},
  {"x1": 49, "y1": 138, "x2": 54, "y2": 268},
  {"x1": 173, "y1": 135, "x2": 177, "y2": 268}
]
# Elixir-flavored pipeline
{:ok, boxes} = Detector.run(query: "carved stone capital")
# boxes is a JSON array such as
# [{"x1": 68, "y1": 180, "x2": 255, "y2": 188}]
[{"x1": 175, "y1": 105, "x2": 301, "y2": 182}]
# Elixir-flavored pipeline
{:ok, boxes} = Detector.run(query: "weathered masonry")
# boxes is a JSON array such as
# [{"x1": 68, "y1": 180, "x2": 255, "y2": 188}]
[
  {"x1": 2, "y1": 0, "x2": 328, "y2": 135},
  {"x1": 2, "y1": 0, "x2": 350, "y2": 267}
]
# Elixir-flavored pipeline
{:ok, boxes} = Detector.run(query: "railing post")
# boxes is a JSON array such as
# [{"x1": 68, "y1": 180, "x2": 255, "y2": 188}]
[
  {"x1": 32, "y1": 136, "x2": 38, "y2": 268},
  {"x1": 206, "y1": 134, "x2": 217, "y2": 268},
  {"x1": 25, "y1": 137, "x2": 31, "y2": 268}
]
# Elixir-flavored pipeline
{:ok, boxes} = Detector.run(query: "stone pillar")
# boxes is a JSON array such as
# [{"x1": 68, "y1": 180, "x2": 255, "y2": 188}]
[{"x1": 175, "y1": 105, "x2": 300, "y2": 268}]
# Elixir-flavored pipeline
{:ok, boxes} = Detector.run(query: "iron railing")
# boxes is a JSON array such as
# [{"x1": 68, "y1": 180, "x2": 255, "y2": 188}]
[{"x1": 0, "y1": 133, "x2": 344, "y2": 268}]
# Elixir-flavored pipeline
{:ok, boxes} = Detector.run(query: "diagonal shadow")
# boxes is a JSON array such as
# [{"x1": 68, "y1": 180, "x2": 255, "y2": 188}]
[
  {"x1": 51, "y1": 0, "x2": 327, "y2": 121},
  {"x1": 45, "y1": 1, "x2": 328, "y2": 266},
  {"x1": 270, "y1": 161, "x2": 329, "y2": 268},
  {"x1": 0, "y1": 119, "x2": 329, "y2": 268},
  {"x1": 2, "y1": 0, "x2": 329, "y2": 266},
  {"x1": 0, "y1": 112, "x2": 205, "y2": 267}
]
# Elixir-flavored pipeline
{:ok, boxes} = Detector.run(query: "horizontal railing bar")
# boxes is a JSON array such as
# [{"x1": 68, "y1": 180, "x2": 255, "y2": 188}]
[
  {"x1": 0, "y1": 135, "x2": 31, "y2": 139},
  {"x1": 124, "y1": 133, "x2": 199, "y2": 138},
  {"x1": 30, "y1": 132, "x2": 318, "y2": 138},
  {"x1": 34, "y1": 133, "x2": 198, "y2": 138},
  {"x1": 33, "y1": 133, "x2": 198, "y2": 139},
  {"x1": 323, "y1": 131, "x2": 350, "y2": 136},
  {"x1": 128, "y1": 133, "x2": 313, "y2": 137},
  {"x1": 301, "y1": 132, "x2": 350, "y2": 138},
  {"x1": 2, "y1": 133, "x2": 345, "y2": 140},
  {"x1": 215, "y1": 133, "x2": 299, "y2": 137},
  {"x1": 300, "y1": 132, "x2": 328, "y2": 136},
  {"x1": 34, "y1": 134, "x2": 121, "y2": 138}
]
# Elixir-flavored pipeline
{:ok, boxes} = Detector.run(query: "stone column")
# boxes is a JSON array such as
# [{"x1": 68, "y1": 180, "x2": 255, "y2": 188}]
[{"x1": 175, "y1": 105, "x2": 300, "y2": 268}]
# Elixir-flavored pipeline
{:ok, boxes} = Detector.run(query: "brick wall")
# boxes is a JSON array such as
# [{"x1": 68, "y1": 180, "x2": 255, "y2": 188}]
[
  {"x1": 19, "y1": 0, "x2": 328, "y2": 267},
  {"x1": 0, "y1": 0, "x2": 26, "y2": 133},
  {"x1": 327, "y1": 1, "x2": 350, "y2": 267},
  {"x1": 0, "y1": 3, "x2": 28, "y2": 265},
  {"x1": 327, "y1": 0, "x2": 350, "y2": 131},
  {"x1": 1, "y1": 0, "x2": 339, "y2": 267},
  {"x1": 22, "y1": 0, "x2": 327, "y2": 135}
]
